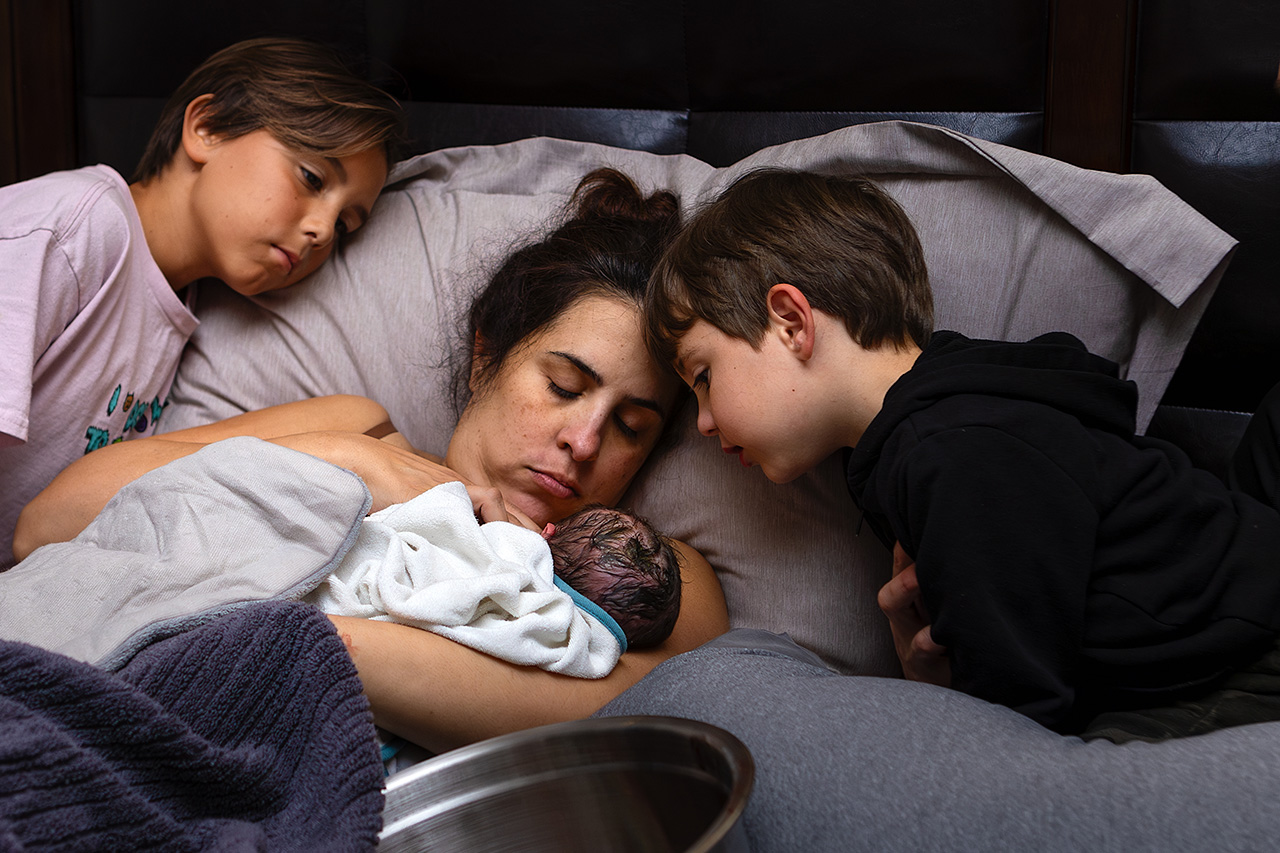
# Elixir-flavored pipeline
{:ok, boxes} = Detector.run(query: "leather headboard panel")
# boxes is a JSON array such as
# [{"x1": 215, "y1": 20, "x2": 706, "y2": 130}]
[
  {"x1": 678, "y1": 2, "x2": 1047, "y2": 112},
  {"x1": 1135, "y1": 121, "x2": 1280, "y2": 412},
  {"x1": 687, "y1": 112, "x2": 1043, "y2": 166},
  {"x1": 1132, "y1": 0, "x2": 1280, "y2": 412},
  {"x1": 72, "y1": 0, "x2": 1049, "y2": 173}
]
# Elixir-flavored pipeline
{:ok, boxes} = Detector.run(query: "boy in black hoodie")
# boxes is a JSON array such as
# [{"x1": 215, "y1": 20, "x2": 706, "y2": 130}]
[{"x1": 644, "y1": 167, "x2": 1280, "y2": 742}]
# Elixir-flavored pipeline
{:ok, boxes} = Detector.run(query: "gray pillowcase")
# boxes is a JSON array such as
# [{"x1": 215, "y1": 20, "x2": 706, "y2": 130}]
[{"x1": 159, "y1": 122, "x2": 1235, "y2": 675}]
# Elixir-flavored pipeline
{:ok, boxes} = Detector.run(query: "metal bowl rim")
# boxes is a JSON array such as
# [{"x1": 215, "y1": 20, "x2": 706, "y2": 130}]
[{"x1": 381, "y1": 714, "x2": 754, "y2": 852}]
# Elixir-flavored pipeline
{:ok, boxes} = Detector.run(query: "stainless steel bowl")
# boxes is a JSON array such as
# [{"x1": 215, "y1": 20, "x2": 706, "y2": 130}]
[{"x1": 378, "y1": 715, "x2": 754, "y2": 852}]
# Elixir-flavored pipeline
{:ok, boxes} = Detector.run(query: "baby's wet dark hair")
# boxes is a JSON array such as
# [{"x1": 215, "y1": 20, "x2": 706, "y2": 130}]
[{"x1": 548, "y1": 505, "x2": 682, "y2": 648}]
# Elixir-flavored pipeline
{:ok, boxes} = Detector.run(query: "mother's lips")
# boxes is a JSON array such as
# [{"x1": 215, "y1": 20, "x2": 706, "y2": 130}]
[{"x1": 530, "y1": 469, "x2": 577, "y2": 499}]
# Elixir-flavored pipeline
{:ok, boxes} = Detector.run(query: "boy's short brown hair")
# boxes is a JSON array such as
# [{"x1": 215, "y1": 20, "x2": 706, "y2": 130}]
[
  {"x1": 134, "y1": 37, "x2": 405, "y2": 182},
  {"x1": 646, "y1": 168, "x2": 933, "y2": 366}
]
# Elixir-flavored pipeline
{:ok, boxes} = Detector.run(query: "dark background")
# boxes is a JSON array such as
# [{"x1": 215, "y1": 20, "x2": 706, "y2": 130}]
[{"x1": 3, "y1": 0, "x2": 1279, "y2": 414}]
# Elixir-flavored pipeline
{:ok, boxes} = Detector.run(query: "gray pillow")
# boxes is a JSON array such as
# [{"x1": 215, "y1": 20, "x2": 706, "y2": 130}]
[{"x1": 160, "y1": 122, "x2": 1235, "y2": 675}]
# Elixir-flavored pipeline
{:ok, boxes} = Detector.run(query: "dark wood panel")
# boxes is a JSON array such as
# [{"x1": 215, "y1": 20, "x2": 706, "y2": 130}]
[
  {"x1": 1, "y1": 0, "x2": 16, "y2": 185},
  {"x1": 1044, "y1": 0, "x2": 1138, "y2": 172},
  {"x1": 9, "y1": 0, "x2": 75, "y2": 183}
]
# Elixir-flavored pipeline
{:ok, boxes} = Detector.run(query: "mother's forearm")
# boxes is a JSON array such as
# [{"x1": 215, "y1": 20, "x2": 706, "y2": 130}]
[
  {"x1": 329, "y1": 539, "x2": 730, "y2": 752},
  {"x1": 329, "y1": 615, "x2": 649, "y2": 752},
  {"x1": 13, "y1": 396, "x2": 396, "y2": 562},
  {"x1": 13, "y1": 437, "x2": 209, "y2": 560}
]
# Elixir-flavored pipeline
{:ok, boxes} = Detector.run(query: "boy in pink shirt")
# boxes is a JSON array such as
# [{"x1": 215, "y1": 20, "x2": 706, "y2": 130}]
[{"x1": 0, "y1": 38, "x2": 403, "y2": 566}]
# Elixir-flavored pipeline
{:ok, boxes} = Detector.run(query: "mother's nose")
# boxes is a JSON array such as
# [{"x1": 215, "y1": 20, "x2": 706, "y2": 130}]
[{"x1": 557, "y1": 412, "x2": 606, "y2": 461}]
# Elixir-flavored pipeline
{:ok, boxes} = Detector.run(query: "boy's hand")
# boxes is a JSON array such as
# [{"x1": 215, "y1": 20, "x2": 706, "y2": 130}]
[{"x1": 878, "y1": 542, "x2": 951, "y2": 687}]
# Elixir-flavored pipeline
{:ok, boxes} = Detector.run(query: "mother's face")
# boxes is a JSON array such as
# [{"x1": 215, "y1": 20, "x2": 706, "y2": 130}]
[{"x1": 446, "y1": 294, "x2": 681, "y2": 527}]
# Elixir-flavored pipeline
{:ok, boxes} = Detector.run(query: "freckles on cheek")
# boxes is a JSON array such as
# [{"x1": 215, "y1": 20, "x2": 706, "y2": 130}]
[
  {"x1": 514, "y1": 401, "x2": 538, "y2": 433},
  {"x1": 614, "y1": 449, "x2": 647, "y2": 482}
]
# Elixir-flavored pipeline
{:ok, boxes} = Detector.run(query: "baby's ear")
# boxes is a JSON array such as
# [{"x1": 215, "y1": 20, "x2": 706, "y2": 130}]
[
  {"x1": 766, "y1": 283, "x2": 816, "y2": 361},
  {"x1": 180, "y1": 93, "x2": 219, "y2": 165}
]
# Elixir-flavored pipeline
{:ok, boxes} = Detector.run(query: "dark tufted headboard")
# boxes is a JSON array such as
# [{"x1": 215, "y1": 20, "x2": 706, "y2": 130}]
[
  {"x1": 37, "y1": 0, "x2": 1056, "y2": 171},
  {"x1": 4, "y1": 0, "x2": 1278, "y2": 443},
  {"x1": 1131, "y1": 1, "x2": 1280, "y2": 414}
]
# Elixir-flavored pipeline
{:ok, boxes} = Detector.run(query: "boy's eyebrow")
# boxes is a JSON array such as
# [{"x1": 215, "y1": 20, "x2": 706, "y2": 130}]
[
  {"x1": 550, "y1": 350, "x2": 665, "y2": 415},
  {"x1": 673, "y1": 353, "x2": 688, "y2": 379},
  {"x1": 672, "y1": 343, "x2": 695, "y2": 381}
]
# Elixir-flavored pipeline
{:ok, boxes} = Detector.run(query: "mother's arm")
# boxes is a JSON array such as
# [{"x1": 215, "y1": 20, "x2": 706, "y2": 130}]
[
  {"x1": 329, "y1": 539, "x2": 730, "y2": 752},
  {"x1": 13, "y1": 395, "x2": 457, "y2": 559}
]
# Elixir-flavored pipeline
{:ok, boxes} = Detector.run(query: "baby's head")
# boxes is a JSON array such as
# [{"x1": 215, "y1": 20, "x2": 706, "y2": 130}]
[
  {"x1": 546, "y1": 505, "x2": 682, "y2": 648},
  {"x1": 133, "y1": 37, "x2": 405, "y2": 183},
  {"x1": 645, "y1": 167, "x2": 933, "y2": 368}
]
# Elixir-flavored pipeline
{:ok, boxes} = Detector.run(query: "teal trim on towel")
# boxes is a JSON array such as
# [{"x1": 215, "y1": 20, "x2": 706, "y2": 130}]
[{"x1": 553, "y1": 574, "x2": 628, "y2": 653}]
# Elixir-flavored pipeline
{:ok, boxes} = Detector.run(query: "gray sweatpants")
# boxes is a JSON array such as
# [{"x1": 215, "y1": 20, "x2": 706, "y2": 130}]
[{"x1": 599, "y1": 629, "x2": 1280, "y2": 852}]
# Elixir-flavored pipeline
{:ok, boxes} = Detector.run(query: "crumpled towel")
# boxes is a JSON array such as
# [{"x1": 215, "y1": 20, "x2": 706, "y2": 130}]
[
  {"x1": 307, "y1": 482, "x2": 622, "y2": 678},
  {"x1": 0, "y1": 600, "x2": 384, "y2": 852}
]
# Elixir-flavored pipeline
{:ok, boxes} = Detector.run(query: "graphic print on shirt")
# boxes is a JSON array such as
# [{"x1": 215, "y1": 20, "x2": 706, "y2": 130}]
[{"x1": 84, "y1": 384, "x2": 167, "y2": 453}]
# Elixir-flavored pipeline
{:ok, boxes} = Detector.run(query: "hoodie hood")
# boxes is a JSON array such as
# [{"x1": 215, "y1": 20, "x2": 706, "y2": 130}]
[
  {"x1": 846, "y1": 331, "x2": 1139, "y2": 513},
  {"x1": 856, "y1": 330, "x2": 1138, "y2": 460}
]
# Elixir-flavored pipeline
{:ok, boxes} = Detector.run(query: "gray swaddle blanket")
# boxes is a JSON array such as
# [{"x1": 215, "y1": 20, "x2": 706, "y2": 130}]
[{"x1": 0, "y1": 436, "x2": 370, "y2": 670}]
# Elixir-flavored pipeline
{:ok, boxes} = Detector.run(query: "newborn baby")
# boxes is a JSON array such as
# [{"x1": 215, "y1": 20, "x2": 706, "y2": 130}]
[
  {"x1": 544, "y1": 503, "x2": 682, "y2": 649},
  {"x1": 306, "y1": 481, "x2": 681, "y2": 678}
]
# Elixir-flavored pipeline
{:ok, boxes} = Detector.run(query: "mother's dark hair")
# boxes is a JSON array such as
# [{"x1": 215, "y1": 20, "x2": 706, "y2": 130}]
[{"x1": 453, "y1": 168, "x2": 682, "y2": 409}]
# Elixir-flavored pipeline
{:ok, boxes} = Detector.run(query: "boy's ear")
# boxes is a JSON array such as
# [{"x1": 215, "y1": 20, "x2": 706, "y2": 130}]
[
  {"x1": 180, "y1": 94, "x2": 220, "y2": 166},
  {"x1": 766, "y1": 283, "x2": 816, "y2": 361}
]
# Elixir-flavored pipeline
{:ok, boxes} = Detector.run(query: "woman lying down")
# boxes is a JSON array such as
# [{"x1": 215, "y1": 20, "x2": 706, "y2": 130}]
[{"x1": 6, "y1": 168, "x2": 730, "y2": 754}]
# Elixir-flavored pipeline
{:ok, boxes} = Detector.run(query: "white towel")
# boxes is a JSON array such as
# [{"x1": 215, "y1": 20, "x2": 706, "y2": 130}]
[{"x1": 306, "y1": 482, "x2": 623, "y2": 678}]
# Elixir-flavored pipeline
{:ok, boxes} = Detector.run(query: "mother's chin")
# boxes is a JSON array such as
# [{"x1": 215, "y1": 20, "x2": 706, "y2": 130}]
[{"x1": 494, "y1": 467, "x2": 621, "y2": 531}]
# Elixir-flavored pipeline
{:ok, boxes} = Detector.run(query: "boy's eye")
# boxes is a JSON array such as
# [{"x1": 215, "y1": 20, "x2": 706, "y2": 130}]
[
  {"x1": 335, "y1": 219, "x2": 350, "y2": 238},
  {"x1": 302, "y1": 167, "x2": 324, "y2": 191},
  {"x1": 692, "y1": 369, "x2": 710, "y2": 390}
]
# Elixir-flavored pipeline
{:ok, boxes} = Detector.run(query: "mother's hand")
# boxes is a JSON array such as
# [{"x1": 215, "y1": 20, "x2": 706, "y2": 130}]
[
  {"x1": 14, "y1": 395, "x2": 448, "y2": 558},
  {"x1": 464, "y1": 484, "x2": 538, "y2": 530},
  {"x1": 878, "y1": 542, "x2": 951, "y2": 687},
  {"x1": 276, "y1": 431, "x2": 538, "y2": 529}
]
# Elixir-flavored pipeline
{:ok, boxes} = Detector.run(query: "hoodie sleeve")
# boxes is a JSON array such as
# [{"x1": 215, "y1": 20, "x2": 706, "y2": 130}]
[{"x1": 882, "y1": 423, "x2": 1097, "y2": 731}]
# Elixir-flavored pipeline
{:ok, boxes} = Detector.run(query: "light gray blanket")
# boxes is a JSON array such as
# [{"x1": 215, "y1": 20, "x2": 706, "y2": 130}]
[{"x1": 0, "y1": 437, "x2": 371, "y2": 670}]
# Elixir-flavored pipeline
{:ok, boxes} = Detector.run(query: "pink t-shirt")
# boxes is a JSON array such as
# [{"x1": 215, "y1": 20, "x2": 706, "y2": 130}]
[{"x1": 0, "y1": 165, "x2": 198, "y2": 567}]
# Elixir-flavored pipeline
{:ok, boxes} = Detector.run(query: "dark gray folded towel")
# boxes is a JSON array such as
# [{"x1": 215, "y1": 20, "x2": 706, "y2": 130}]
[{"x1": 0, "y1": 601, "x2": 383, "y2": 852}]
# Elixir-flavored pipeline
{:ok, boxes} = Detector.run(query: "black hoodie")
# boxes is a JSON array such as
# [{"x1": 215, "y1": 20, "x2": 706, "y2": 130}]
[{"x1": 846, "y1": 331, "x2": 1280, "y2": 732}]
